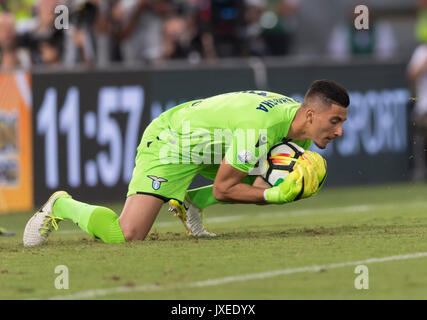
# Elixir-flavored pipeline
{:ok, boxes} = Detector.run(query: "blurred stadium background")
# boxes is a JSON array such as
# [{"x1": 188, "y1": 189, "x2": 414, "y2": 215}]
[{"x1": 2, "y1": 0, "x2": 427, "y2": 301}]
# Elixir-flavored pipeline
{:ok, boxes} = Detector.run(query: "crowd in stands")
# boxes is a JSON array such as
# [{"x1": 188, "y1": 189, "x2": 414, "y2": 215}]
[{"x1": 0, "y1": 0, "x2": 302, "y2": 69}]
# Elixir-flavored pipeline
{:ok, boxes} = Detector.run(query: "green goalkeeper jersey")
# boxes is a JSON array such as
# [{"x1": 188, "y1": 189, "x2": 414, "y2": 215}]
[{"x1": 145, "y1": 90, "x2": 312, "y2": 174}]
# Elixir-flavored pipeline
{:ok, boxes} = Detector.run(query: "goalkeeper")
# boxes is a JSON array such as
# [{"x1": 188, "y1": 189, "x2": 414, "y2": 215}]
[{"x1": 23, "y1": 79, "x2": 349, "y2": 245}]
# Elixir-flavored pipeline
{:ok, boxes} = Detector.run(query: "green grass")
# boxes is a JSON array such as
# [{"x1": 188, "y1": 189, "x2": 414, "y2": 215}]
[{"x1": 1, "y1": 182, "x2": 427, "y2": 299}]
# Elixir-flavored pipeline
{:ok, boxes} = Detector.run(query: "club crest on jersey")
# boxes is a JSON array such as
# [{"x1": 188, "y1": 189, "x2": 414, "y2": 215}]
[
  {"x1": 147, "y1": 175, "x2": 168, "y2": 190},
  {"x1": 237, "y1": 150, "x2": 254, "y2": 164}
]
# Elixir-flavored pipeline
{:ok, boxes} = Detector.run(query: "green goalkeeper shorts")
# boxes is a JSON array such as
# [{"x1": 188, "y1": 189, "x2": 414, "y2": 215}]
[
  {"x1": 127, "y1": 118, "x2": 210, "y2": 203},
  {"x1": 127, "y1": 118, "x2": 257, "y2": 203}
]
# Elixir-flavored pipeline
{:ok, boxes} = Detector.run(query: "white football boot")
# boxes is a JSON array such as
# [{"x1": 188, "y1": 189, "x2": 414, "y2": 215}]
[
  {"x1": 23, "y1": 191, "x2": 69, "y2": 247},
  {"x1": 168, "y1": 196, "x2": 216, "y2": 238}
]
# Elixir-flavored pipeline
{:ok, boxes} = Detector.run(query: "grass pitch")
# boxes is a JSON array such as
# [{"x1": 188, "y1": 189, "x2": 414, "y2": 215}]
[{"x1": 1, "y1": 182, "x2": 427, "y2": 300}]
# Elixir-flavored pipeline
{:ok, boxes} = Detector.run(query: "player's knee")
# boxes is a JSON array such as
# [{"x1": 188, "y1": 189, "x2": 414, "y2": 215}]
[{"x1": 121, "y1": 226, "x2": 146, "y2": 242}]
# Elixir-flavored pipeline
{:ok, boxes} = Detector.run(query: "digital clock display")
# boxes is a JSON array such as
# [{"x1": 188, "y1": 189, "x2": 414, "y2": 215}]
[
  {"x1": 31, "y1": 67, "x2": 260, "y2": 204},
  {"x1": 32, "y1": 72, "x2": 148, "y2": 204}
]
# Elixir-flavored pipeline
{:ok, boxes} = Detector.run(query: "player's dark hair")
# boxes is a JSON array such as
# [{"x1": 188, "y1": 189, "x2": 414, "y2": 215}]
[{"x1": 304, "y1": 79, "x2": 350, "y2": 108}]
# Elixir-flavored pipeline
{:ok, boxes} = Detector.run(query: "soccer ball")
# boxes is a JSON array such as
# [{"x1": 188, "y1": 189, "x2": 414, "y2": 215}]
[{"x1": 262, "y1": 141, "x2": 306, "y2": 187}]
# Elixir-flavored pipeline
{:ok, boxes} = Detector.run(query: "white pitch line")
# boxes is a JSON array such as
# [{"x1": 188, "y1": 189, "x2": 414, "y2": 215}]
[
  {"x1": 47, "y1": 251, "x2": 427, "y2": 300},
  {"x1": 55, "y1": 200, "x2": 427, "y2": 235}
]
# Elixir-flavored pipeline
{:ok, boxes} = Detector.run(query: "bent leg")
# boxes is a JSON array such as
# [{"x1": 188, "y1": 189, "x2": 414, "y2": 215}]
[
  {"x1": 53, "y1": 197, "x2": 126, "y2": 243},
  {"x1": 118, "y1": 194, "x2": 164, "y2": 241},
  {"x1": 53, "y1": 193, "x2": 164, "y2": 242}
]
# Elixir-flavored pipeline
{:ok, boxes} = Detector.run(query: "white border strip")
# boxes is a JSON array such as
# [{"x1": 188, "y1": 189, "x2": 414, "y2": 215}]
[{"x1": 47, "y1": 251, "x2": 427, "y2": 300}]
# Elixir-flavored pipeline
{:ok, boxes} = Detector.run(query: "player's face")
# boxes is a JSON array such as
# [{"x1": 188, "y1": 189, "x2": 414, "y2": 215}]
[{"x1": 310, "y1": 103, "x2": 347, "y2": 149}]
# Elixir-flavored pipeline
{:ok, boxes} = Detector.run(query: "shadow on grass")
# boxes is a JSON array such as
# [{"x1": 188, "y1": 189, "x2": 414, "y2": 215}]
[
  {"x1": 4, "y1": 222, "x2": 425, "y2": 248},
  {"x1": 210, "y1": 222, "x2": 427, "y2": 241}
]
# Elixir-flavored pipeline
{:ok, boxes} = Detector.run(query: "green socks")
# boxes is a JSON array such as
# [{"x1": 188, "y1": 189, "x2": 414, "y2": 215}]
[
  {"x1": 87, "y1": 207, "x2": 125, "y2": 243},
  {"x1": 187, "y1": 185, "x2": 221, "y2": 209},
  {"x1": 187, "y1": 176, "x2": 257, "y2": 209},
  {"x1": 52, "y1": 197, "x2": 125, "y2": 243}
]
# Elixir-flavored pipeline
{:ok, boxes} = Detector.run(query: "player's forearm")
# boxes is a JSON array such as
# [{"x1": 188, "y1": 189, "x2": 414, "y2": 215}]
[{"x1": 213, "y1": 183, "x2": 267, "y2": 204}]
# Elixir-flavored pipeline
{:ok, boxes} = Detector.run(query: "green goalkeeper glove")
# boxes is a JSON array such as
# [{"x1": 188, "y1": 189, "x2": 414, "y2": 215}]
[
  {"x1": 264, "y1": 158, "x2": 319, "y2": 204},
  {"x1": 302, "y1": 151, "x2": 327, "y2": 195}
]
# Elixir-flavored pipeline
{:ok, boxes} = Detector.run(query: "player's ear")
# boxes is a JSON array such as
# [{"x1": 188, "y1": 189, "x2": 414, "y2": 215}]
[{"x1": 306, "y1": 108, "x2": 314, "y2": 124}]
